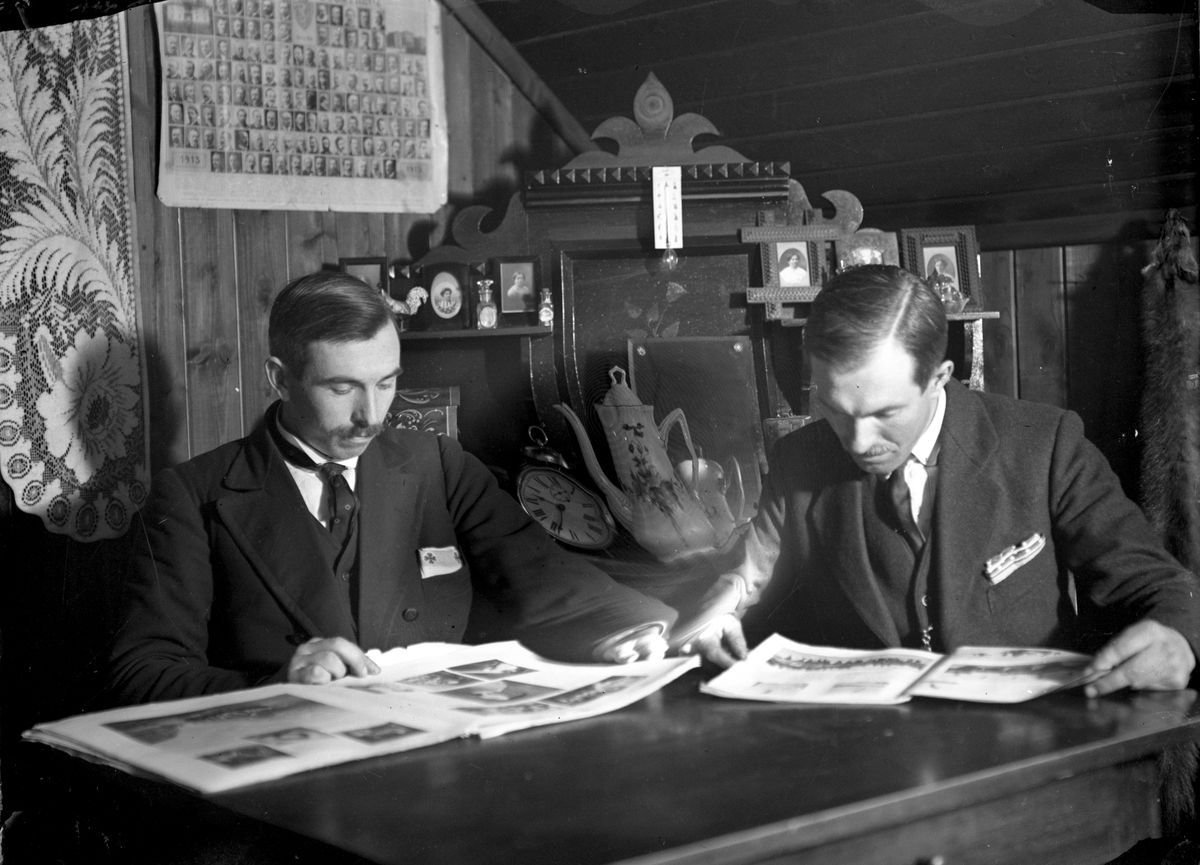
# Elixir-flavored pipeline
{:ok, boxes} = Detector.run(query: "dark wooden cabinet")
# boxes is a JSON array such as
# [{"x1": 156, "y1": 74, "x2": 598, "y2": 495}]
[{"x1": 408, "y1": 77, "x2": 997, "y2": 498}]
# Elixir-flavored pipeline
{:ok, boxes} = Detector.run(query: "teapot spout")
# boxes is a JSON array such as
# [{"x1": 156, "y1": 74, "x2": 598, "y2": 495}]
[{"x1": 552, "y1": 404, "x2": 634, "y2": 525}]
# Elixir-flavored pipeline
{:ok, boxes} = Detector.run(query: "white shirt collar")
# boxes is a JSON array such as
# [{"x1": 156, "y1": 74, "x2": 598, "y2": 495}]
[
  {"x1": 909, "y1": 386, "x2": 946, "y2": 467},
  {"x1": 275, "y1": 415, "x2": 359, "y2": 471}
]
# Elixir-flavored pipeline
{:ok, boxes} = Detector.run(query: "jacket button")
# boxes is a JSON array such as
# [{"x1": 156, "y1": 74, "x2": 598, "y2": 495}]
[
  {"x1": 402, "y1": 608, "x2": 419, "y2": 622},
  {"x1": 340, "y1": 572, "x2": 350, "y2": 582}
]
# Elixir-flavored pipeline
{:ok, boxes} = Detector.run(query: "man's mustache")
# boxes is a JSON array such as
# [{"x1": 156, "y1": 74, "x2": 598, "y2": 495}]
[{"x1": 334, "y1": 423, "x2": 385, "y2": 439}]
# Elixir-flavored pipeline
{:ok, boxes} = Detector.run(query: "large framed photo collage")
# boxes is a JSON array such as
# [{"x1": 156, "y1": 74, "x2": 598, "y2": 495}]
[{"x1": 156, "y1": 0, "x2": 447, "y2": 212}]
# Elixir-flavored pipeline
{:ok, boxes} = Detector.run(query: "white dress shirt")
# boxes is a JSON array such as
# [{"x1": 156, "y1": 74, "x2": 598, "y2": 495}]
[
  {"x1": 275, "y1": 420, "x2": 359, "y2": 529},
  {"x1": 899, "y1": 386, "x2": 946, "y2": 527}
]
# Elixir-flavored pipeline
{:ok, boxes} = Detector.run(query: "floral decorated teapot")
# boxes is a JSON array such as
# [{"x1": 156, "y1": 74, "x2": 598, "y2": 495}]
[{"x1": 554, "y1": 367, "x2": 741, "y2": 561}]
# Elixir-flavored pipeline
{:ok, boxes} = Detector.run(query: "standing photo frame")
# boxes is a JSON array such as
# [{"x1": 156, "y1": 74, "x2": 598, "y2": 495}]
[
  {"x1": 741, "y1": 223, "x2": 838, "y2": 320},
  {"x1": 339, "y1": 256, "x2": 389, "y2": 293},
  {"x1": 835, "y1": 229, "x2": 900, "y2": 273},
  {"x1": 899, "y1": 226, "x2": 980, "y2": 308},
  {"x1": 760, "y1": 239, "x2": 823, "y2": 298},
  {"x1": 413, "y1": 263, "x2": 471, "y2": 330},
  {"x1": 495, "y1": 258, "x2": 538, "y2": 317}
]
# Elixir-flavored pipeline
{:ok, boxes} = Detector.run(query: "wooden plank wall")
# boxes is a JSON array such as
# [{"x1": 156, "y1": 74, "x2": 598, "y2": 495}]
[
  {"x1": 980, "y1": 240, "x2": 1160, "y2": 499},
  {"x1": 125, "y1": 4, "x2": 571, "y2": 474}
]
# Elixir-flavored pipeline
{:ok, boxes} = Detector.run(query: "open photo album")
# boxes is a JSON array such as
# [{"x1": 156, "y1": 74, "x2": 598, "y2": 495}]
[
  {"x1": 701, "y1": 634, "x2": 1100, "y2": 706},
  {"x1": 25, "y1": 641, "x2": 698, "y2": 794}
]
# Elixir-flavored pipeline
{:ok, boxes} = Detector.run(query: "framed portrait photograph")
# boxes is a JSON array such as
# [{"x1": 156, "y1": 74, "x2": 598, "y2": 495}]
[
  {"x1": 835, "y1": 229, "x2": 899, "y2": 273},
  {"x1": 899, "y1": 226, "x2": 980, "y2": 308},
  {"x1": 757, "y1": 238, "x2": 824, "y2": 302},
  {"x1": 495, "y1": 258, "x2": 537, "y2": 315},
  {"x1": 339, "y1": 256, "x2": 389, "y2": 293},
  {"x1": 413, "y1": 263, "x2": 471, "y2": 330}
]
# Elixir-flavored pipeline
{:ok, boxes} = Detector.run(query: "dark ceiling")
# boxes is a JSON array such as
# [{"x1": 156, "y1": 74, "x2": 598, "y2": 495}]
[
  {"x1": 476, "y1": 0, "x2": 1197, "y2": 242},
  {"x1": 4, "y1": 0, "x2": 1193, "y2": 243}
]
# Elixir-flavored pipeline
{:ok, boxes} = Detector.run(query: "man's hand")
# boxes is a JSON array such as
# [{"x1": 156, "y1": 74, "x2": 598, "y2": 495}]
[
  {"x1": 287, "y1": 636, "x2": 380, "y2": 684},
  {"x1": 1083, "y1": 619, "x2": 1196, "y2": 697},
  {"x1": 681, "y1": 614, "x2": 748, "y2": 669},
  {"x1": 594, "y1": 625, "x2": 669, "y2": 664}
]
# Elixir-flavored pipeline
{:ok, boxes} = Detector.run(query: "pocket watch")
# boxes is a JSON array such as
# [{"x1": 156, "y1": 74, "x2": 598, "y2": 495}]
[{"x1": 516, "y1": 426, "x2": 616, "y2": 550}]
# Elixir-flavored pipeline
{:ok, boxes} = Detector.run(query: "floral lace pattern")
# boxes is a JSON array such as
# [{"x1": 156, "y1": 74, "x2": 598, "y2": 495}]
[{"x1": 0, "y1": 16, "x2": 148, "y2": 540}]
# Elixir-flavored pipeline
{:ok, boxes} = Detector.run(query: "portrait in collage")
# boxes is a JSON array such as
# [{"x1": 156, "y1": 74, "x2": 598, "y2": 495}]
[{"x1": 162, "y1": 0, "x2": 433, "y2": 181}]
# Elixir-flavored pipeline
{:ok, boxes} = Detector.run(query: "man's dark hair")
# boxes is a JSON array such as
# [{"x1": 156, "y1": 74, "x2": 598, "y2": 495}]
[
  {"x1": 268, "y1": 270, "x2": 398, "y2": 373},
  {"x1": 805, "y1": 265, "x2": 948, "y2": 387}
]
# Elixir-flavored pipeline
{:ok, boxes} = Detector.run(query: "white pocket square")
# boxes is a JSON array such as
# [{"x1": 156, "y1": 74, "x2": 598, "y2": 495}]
[
  {"x1": 418, "y1": 546, "x2": 463, "y2": 579},
  {"x1": 984, "y1": 533, "x2": 1045, "y2": 585}
]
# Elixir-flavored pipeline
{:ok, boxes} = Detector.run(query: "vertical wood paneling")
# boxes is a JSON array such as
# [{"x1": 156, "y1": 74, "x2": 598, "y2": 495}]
[
  {"x1": 979, "y1": 250, "x2": 1017, "y2": 398},
  {"x1": 1065, "y1": 244, "x2": 1121, "y2": 435},
  {"x1": 443, "y1": 11, "x2": 474, "y2": 200},
  {"x1": 1064, "y1": 241, "x2": 1154, "y2": 497},
  {"x1": 334, "y1": 212, "x2": 387, "y2": 258},
  {"x1": 180, "y1": 208, "x2": 240, "y2": 455},
  {"x1": 1014, "y1": 247, "x2": 1067, "y2": 407},
  {"x1": 469, "y1": 45, "x2": 517, "y2": 196},
  {"x1": 235, "y1": 211, "x2": 289, "y2": 424},
  {"x1": 127, "y1": 6, "x2": 189, "y2": 471},
  {"x1": 285, "y1": 210, "x2": 338, "y2": 282},
  {"x1": 383, "y1": 213, "x2": 428, "y2": 268},
  {"x1": 508, "y1": 71, "x2": 574, "y2": 171}
]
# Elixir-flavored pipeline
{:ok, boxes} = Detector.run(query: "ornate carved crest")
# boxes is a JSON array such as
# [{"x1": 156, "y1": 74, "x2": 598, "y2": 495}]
[
  {"x1": 524, "y1": 74, "x2": 791, "y2": 204},
  {"x1": 566, "y1": 72, "x2": 749, "y2": 168}
]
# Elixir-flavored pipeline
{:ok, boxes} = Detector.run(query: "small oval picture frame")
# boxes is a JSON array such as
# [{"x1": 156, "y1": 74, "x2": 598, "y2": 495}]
[
  {"x1": 430, "y1": 270, "x2": 464, "y2": 319},
  {"x1": 411, "y1": 263, "x2": 471, "y2": 330}
]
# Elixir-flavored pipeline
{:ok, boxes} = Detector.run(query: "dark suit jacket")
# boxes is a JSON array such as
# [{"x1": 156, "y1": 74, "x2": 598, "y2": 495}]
[
  {"x1": 731, "y1": 380, "x2": 1200, "y2": 658},
  {"x1": 108, "y1": 409, "x2": 675, "y2": 704}
]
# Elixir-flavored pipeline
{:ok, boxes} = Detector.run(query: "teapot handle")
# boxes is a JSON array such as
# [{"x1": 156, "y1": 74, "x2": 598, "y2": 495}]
[
  {"x1": 658, "y1": 408, "x2": 701, "y2": 493},
  {"x1": 725, "y1": 458, "x2": 746, "y2": 524}
]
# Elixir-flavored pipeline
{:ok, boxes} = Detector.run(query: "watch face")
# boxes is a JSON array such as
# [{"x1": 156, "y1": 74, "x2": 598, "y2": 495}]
[{"x1": 517, "y1": 467, "x2": 615, "y2": 549}]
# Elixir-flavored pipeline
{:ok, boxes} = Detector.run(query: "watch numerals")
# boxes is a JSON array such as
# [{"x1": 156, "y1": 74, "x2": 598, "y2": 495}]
[{"x1": 520, "y1": 468, "x2": 612, "y2": 547}]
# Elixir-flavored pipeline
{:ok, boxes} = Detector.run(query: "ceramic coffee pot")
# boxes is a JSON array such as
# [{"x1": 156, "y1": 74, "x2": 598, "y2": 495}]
[{"x1": 554, "y1": 367, "x2": 730, "y2": 561}]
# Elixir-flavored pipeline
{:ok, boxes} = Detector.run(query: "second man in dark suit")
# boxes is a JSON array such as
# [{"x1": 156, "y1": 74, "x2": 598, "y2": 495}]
[{"x1": 693, "y1": 265, "x2": 1198, "y2": 697}]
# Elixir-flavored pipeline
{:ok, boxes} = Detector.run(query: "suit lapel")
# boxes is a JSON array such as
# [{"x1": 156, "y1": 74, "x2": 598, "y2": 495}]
[
  {"x1": 355, "y1": 434, "x2": 424, "y2": 650},
  {"x1": 930, "y1": 381, "x2": 1003, "y2": 642},
  {"x1": 217, "y1": 410, "x2": 359, "y2": 641},
  {"x1": 811, "y1": 457, "x2": 902, "y2": 648}
]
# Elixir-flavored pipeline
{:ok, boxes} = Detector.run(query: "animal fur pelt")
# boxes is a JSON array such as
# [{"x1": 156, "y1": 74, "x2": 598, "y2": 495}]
[{"x1": 1139, "y1": 210, "x2": 1200, "y2": 572}]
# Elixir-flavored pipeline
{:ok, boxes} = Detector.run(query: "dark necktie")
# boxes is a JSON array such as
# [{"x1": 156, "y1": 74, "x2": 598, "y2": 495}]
[
  {"x1": 887, "y1": 462, "x2": 924, "y2": 554},
  {"x1": 269, "y1": 416, "x2": 358, "y2": 548},
  {"x1": 318, "y1": 462, "x2": 357, "y2": 550}
]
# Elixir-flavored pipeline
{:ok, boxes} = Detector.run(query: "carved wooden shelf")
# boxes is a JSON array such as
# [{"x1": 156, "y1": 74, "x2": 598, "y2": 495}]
[
  {"x1": 400, "y1": 326, "x2": 553, "y2": 341},
  {"x1": 524, "y1": 162, "x2": 794, "y2": 206},
  {"x1": 779, "y1": 311, "x2": 1000, "y2": 327}
]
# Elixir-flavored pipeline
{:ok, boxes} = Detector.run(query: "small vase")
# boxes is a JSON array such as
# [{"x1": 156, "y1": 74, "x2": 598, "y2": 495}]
[
  {"x1": 476, "y1": 280, "x2": 497, "y2": 330},
  {"x1": 537, "y1": 288, "x2": 554, "y2": 327}
]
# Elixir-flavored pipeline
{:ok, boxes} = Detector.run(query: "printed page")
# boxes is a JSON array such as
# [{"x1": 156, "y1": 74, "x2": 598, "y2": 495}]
[
  {"x1": 700, "y1": 634, "x2": 941, "y2": 705},
  {"x1": 25, "y1": 684, "x2": 462, "y2": 794},
  {"x1": 905, "y1": 646, "x2": 1096, "y2": 703},
  {"x1": 25, "y1": 641, "x2": 698, "y2": 793},
  {"x1": 324, "y1": 641, "x2": 700, "y2": 739}
]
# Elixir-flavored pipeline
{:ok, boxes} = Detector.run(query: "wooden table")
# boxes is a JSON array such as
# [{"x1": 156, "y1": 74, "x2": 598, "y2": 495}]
[{"x1": 23, "y1": 672, "x2": 1200, "y2": 865}]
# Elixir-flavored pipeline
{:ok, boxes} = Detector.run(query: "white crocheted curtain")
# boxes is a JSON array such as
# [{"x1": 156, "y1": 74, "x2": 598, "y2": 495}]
[{"x1": 0, "y1": 15, "x2": 149, "y2": 541}]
